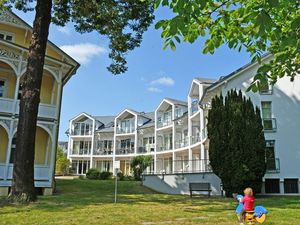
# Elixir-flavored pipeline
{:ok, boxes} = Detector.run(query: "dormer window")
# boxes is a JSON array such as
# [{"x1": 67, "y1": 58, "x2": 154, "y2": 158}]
[{"x1": 0, "y1": 30, "x2": 15, "y2": 42}]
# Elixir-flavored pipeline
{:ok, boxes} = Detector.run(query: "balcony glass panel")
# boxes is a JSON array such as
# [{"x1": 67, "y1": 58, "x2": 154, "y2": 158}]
[
  {"x1": 72, "y1": 122, "x2": 92, "y2": 136},
  {"x1": 117, "y1": 119, "x2": 135, "y2": 134},
  {"x1": 175, "y1": 136, "x2": 189, "y2": 149},
  {"x1": 72, "y1": 141, "x2": 91, "y2": 155},
  {"x1": 157, "y1": 111, "x2": 172, "y2": 128},
  {"x1": 191, "y1": 101, "x2": 199, "y2": 115},
  {"x1": 94, "y1": 140, "x2": 113, "y2": 155}
]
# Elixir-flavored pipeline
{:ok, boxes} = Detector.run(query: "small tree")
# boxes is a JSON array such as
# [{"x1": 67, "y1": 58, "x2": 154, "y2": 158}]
[
  {"x1": 207, "y1": 90, "x2": 266, "y2": 196},
  {"x1": 55, "y1": 147, "x2": 70, "y2": 176},
  {"x1": 130, "y1": 155, "x2": 152, "y2": 181}
]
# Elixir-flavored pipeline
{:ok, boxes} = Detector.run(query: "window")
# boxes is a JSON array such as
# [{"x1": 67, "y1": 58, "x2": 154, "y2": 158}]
[
  {"x1": 0, "y1": 31, "x2": 15, "y2": 42},
  {"x1": 261, "y1": 101, "x2": 276, "y2": 131},
  {"x1": 259, "y1": 82, "x2": 273, "y2": 94},
  {"x1": 0, "y1": 79, "x2": 6, "y2": 97},
  {"x1": 73, "y1": 122, "x2": 92, "y2": 135},
  {"x1": 265, "y1": 140, "x2": 278, "y2": 171},
  {"x1": 261, "y1": 101, "x2": 272, "y2": 119},
  {"x1": 284, "y1": 179, "x2": 299, "y2": 193},
  {"x1": 265, "y1": 179, "x2": 280, "y2": 193}
]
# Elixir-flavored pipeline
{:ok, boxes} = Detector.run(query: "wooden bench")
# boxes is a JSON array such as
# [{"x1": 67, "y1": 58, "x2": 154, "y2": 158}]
[{"x1": 189, "y1": 182, "x2": 212, "y2": 197}]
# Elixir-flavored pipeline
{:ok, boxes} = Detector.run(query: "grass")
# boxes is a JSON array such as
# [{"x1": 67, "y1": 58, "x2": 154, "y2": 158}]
[{"x1": 0, "y1": 179, "x2": 300, "y2": 225}]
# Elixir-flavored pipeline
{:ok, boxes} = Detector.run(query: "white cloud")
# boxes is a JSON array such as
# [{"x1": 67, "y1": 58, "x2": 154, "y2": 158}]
[
  {"x1": 150, "y1": 76, "x2": 175, "y2": 86},
  {"x1": 60, "y1": 43, "x2": 106, "y2": 65},
  {"x1": 147, "y1": 87, "x2": 162, "y2": 93},
  {"x1": 57, "y1": 26, "x2": 71, "y2": 35}
]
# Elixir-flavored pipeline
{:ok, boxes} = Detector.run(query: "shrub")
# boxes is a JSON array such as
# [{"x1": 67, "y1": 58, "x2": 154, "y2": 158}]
[
  {"x1": 117, "y1": 171, "x2": 124, "y2": 181},
  {"x1": 99, "y1": 171, "x2": 112, "y2": 180},
  {"x1": 86, "y1": 168, "x2": 100, "y2": 180},
  {"x1": 55, "y1": 147, "x2": 70, "y2": 176}
]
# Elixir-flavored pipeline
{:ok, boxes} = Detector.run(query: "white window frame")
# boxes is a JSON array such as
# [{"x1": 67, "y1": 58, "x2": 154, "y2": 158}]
[{"x1": 0, "y1": 30, "x2": 15, "y2": 42}]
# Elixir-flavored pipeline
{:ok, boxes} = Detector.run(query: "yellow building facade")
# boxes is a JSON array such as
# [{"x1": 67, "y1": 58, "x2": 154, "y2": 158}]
[{"x1": 0, "y1": 10, "x2": 79, "y2": 196}]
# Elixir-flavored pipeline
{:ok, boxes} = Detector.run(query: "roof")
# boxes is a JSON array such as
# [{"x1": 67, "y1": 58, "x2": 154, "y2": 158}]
[
  {"x1": 96, "y1": 127, "x2": 115, "y2": 133},
  {"x1": 194, "y1": 77, "x2": 216, "y2": 84},
  {"x1": 164, "y1": 98, "x2": 188, "y2": 106},
  {"x1": 207, "y1": 53, "x2": 272, "y2": 91},
  {"x1": 93, "y1": 116, "x2": 116, "y2": 126},
  {"x1": 139, "y1": 121, "x2": 155, "y2": 129}
]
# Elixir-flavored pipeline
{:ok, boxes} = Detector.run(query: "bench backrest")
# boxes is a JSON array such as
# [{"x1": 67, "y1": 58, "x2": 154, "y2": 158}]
[{"x1": 189, "y1": 182, "x2": 211, "y2": 190}]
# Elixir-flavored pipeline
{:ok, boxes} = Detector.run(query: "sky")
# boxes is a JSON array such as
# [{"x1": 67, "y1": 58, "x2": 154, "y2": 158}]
[{"x1": 14, "y1": 6, "x2": 251, "y2": 141}]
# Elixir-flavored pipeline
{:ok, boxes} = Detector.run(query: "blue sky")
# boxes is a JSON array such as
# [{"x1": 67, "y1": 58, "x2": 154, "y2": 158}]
[{"x1": 14, "y1": 7, "x2": 251, "y2": 141}]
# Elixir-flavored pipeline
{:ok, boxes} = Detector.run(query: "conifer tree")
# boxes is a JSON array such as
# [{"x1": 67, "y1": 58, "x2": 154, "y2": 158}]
[{"x1": 207, "y1": 90, "x2": 266, "y2": 196}]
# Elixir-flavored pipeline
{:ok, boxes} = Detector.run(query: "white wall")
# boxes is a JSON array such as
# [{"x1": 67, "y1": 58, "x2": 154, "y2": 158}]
[{"x1": 218, "y1": 61, "x2": 300, "y2": 188}]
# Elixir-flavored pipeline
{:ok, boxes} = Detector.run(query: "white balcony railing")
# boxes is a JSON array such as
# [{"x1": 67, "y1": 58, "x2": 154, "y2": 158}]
[
  {"x1": 14, "y1": 100, "x2": 57, "y2": 119},
  {"x1": 0, "y1": 98, "x2": 14, "y2": 114},
  {"x1": 38, "y1": 103, "x2": 56, "y2": 119},
  {"x1": 2, "y1": 164, "x2": 51, "y2": 181},
  {"x1": 0, "y1": 164, "x2": 5, "y2": 179}
]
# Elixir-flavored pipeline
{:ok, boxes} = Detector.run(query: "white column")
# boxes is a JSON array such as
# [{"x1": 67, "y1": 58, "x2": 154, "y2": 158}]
[
  {"x1": 187, "y1": 95, "x2": 192, "y2": 172},
  {"x1": 134, "y1": 115, "x2": 138, "y2": 154},
  {"x1": 55, "y1": 82, "x2": 62, "y2": 119},
  {"x1": 4, "y1": 119, "x2": 14, "y2": 180},
  {"x1": 113, "y1": 118, "x2": 117, "y2": 175},
  {"x1": 154, "y1": 110, "x2": 157, "y2": 174},
  {"x1": 90, "y1": 119, "x2": 95, "y2": 169},
  {"x1": 172, "y1": 104, "x2": 175, "y2": 173},
  {"x1": 49, "y1": 122, "x2": 58, "y2": 184},
  {"x1": 200, "y1": 143, "x2": 205, "y2": 171}
]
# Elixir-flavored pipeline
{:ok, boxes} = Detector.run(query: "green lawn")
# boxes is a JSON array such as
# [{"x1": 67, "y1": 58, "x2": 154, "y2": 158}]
[{"x1": 1, "y1": 179, "x2": 300, "y2": 225}]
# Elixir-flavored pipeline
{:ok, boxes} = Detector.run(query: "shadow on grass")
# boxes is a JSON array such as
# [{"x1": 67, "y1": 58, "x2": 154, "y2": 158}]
[{"x1": 3, "y1": 179, "x2": 300, "y2": 214}]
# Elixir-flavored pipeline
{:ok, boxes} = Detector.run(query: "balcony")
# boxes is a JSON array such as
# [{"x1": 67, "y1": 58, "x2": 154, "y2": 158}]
[
  {"x1": 0, "y1": 164, "x2": 51, "y2": 181},
  {"x1": 143, "y1": 159, "x2": 213, "y2": 174},
  {"x1": 93, "y1": 148, "x2": 113, "y2": 155},
  {"x1": 38, "y1": 103, "x2": 56, "y2": 119},
  {"x1": 115, "y1": 148, "x2": 134, "y2": 155},
  {"x1": 175, "y1": 137, "x2": 189, "y2": 149},
  {"x1": 116, "y1": 127, "x2": 135, "y2": 134},
  {"x1": 156, "y1": 144, "x2": 173, "y2": 152},
  {"x1": 0, "y1": 98, "x2": 14, "y2": 114},
  {"x1": 190, "y1": 102, "x2": 199, "y2": 116},
  {"x1": 266, "y1": 158, "x2": 280, "y2": 173},
  {"x1": 157, "y1": 119, "x2": 172, "y2": 129},
  {"x1": 263, "y1": 118, "x2": 277, "y2": 132},
  {"x1": 71, "y1": 149, "x2": 91, "y2": 155},
  {"x1": 137, "y1": 145, "x2": 155, "y2": 154},
  {"x1": 201, "y1": 127, "x2": 208, "y2": 140},
  {"x1": 190, "y1": 136, "x2": 201, "y2": 145},
  {"x1": 0, "y1": 98, "x2": 57, "y2": 119}
]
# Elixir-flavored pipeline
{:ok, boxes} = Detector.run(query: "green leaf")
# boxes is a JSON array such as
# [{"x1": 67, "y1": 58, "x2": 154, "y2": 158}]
[
  {"x1": 170, "y1": 39, "x2": 176, "y2": 51},
  {"x1": 162, "y1": 0, "x2": 169, "y2": 6},
  {"x1": 154, "y1": 0, "x2": 161, "y2": 9},
  {"x1": 155, "y1": 20, "x2": 165, "y2": 29},
  {"x1": 291, "y1": 16, "x2": 300, "y2": 30},
  {"x1": 174, "y1": 35, "x2": 181, "y2": 43},
  {"x1": 267, "y1": 0, "x2": 279, "y2": 8}
]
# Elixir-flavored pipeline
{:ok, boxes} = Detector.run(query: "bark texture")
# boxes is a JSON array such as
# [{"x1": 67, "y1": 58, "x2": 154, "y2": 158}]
[{"x1": 8, "y1": 0, "x2": 52, "y2": 203}]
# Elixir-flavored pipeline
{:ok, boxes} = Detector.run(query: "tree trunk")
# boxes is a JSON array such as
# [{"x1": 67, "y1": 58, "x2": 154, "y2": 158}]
[{"x1": 8, "y1": 0, "x2": 52, "y2": 203}]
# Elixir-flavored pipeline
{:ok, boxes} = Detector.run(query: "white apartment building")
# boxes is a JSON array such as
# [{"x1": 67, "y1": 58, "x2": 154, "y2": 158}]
[{"x1": 67, "y1": 54, "x2": 300, "y2": 195}]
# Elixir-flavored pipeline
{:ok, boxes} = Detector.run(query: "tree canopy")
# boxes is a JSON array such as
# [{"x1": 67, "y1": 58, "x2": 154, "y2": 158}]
[
  {"x1": 154, "y1": 0, "x2": 300, "y2": 91},
  {"x1": 130, "y1": 155, "x2": 152, "y2": 180},
  {"x1": 1, "y1": 0, "x2": 155, "y2": 202},
  {"x1": 3, "y1": 0, "x2": 155, "y2": 74},
  {"x1": 207, "y1": 90, "x2": 266, "y2": 196}
]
